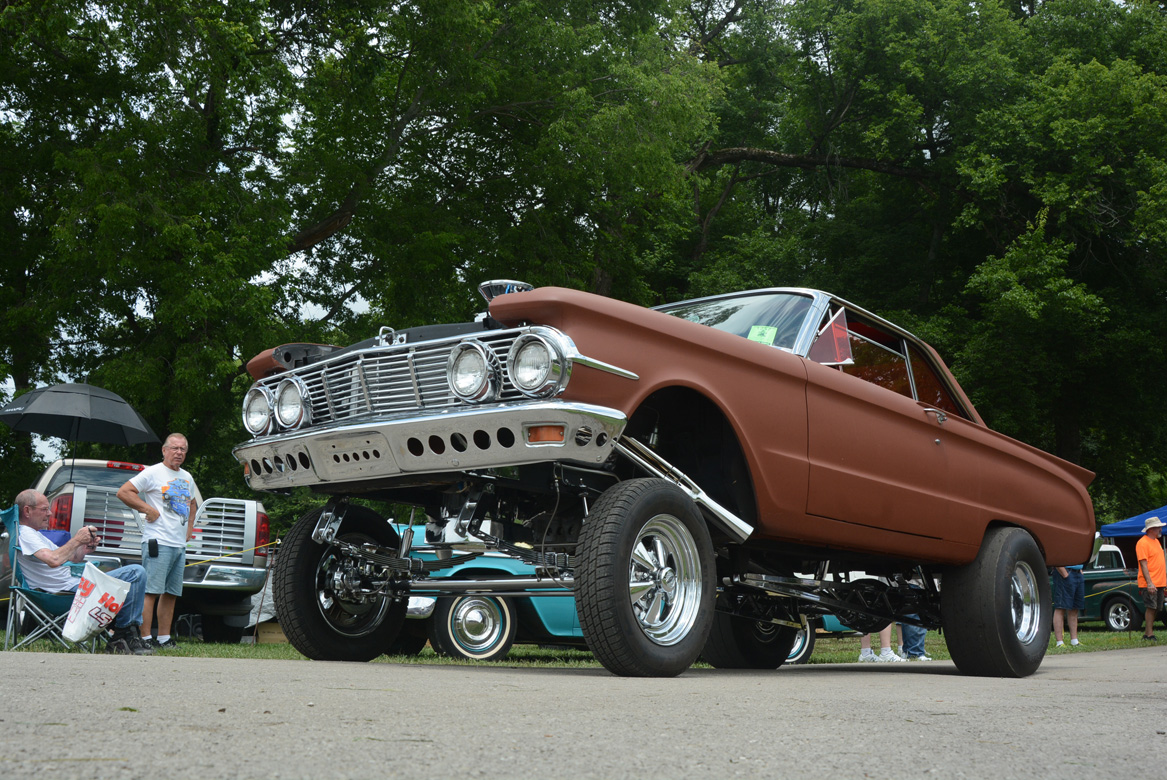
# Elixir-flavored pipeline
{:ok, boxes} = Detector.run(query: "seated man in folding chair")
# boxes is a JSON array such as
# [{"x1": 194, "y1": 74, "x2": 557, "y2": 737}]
[{"x1": 14, "y1": 489, "x2": 154, "y2": 655}]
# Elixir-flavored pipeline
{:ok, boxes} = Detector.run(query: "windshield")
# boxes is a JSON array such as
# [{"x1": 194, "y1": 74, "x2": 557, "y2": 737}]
[{"x1": 658, "y1": 292, "x2": 813, "y2": 351}]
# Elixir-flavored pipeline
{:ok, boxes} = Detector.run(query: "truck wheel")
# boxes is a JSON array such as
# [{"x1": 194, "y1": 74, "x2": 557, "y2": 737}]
[
  {"x1": 941, "y1": 527, "x2": 1050, "y2": 677},
  {"x1": 701, "y1": 609, "x2": 799, "y2": 669},
  {"x1": 274, "y1": 505, "x2": 406, "y2": 661},
  {"x1": 427, "y1": 595, "x2": 517, "y2": 661},
  {"x1": 201, "y1": 615, "x2": 245, "y2": 644},
  {"x1": 576, "y1": 478, "x2": 715, "y2": 677},
  {"x1": 1103, "y1": 597, "x2": 1141, "y2": 632}
]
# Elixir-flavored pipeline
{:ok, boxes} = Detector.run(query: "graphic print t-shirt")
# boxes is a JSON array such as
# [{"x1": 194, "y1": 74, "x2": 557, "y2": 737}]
[{"x1": 128, "y1": 463, "x2": 202, "y2": 548}]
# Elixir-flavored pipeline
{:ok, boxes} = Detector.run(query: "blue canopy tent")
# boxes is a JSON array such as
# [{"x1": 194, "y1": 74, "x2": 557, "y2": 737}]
[{"x1": 1099, "y1": 505, "x2": 1167, "y2": 538}]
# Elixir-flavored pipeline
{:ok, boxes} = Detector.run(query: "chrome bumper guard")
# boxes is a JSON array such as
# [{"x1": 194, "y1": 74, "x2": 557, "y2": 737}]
[
  {"x1": 234, "y1": 401, "x2": 627, "y2": 491},
  {"x1": 182, "y1": 564, "x2": 269, "y2": 592}
]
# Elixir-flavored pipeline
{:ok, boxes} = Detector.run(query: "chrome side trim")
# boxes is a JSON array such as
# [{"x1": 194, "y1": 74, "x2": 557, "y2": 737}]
[
  {"x1": 572, "y1": 354, "x2": 638, "y2": 381},
  {"x1": 615, "y1": 437, "x2": 754, "y2": 543}
]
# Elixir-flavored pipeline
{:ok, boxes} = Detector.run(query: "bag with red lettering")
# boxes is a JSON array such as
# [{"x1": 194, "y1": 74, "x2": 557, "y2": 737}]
[{"x1": 63, "y1": 562, "x2": 130, "y2": 642}]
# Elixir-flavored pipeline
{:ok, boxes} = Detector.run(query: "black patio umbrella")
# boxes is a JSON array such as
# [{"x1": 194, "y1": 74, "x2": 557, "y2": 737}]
[{"x1": 0, "y1": 382, "x2": 159, "y2": 446}]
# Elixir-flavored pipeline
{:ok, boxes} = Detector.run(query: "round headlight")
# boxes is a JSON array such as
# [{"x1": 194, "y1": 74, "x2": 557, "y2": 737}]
[
  {"x1": 242, "y1": 387, "x2": 274, "y2": 436},
  {"x1": 448, "y1": 341, "x2": 499, "y2": 402},
  {"x1": 508, "y1": 334, "x2": 567, "y2": 397},
  {"x1": 274, "y1": 378, "x2": 311, "y2": 429}
]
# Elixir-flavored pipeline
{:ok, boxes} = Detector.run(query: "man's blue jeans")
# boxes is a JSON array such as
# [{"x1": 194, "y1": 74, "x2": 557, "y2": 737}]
[
  {"x1": 106, "y1": 564, "x2": 147, "y2": 630},
  {"x1": 900, "y1": 618, "x2": 927, "y2": 657}
]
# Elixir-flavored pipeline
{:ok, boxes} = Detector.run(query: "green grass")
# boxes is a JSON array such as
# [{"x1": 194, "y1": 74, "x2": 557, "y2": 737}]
[{"x1": 5, "y1": 624, "x2": 1161, "y2": 667}]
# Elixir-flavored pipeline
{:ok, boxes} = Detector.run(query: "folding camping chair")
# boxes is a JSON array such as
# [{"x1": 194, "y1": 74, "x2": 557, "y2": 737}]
[{"x1": 2, "y1": 506, "x2": 101, "y2": 652}]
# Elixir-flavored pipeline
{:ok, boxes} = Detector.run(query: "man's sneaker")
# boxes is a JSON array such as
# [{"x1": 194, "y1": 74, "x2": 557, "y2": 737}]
[
  {"x1": 127, "y1": 636, "x2": 156, "y2": 655},
  {"x1": 154, "y1": 637, "x2": 180, "y2": 651},
  {"x1": 1069, "y1": 639, "x2": 1080, "y2": 647},
  {"x1": 907, "y1": 653, "x2": 933, "y2": 662},
  {"x1": 108, "y1": 629, "x2": 154, "y2": 655},
  {"x1": 106, "y1": 636, "x2": 131, "y2": 655},
  {"x1": 858, "y1": 649, "x2": 877, "y2": 662},
  {"x1": 877, "y1": 648, "x2": 906, "y2": 663},
  {"x1": 1055, "y1": 640, "x2": 1065, "y2": 648}
]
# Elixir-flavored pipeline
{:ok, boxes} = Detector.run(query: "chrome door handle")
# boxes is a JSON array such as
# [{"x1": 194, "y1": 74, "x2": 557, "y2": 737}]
[{"x1": 924, "y1": 408, "x2": 948, "y2": 425}]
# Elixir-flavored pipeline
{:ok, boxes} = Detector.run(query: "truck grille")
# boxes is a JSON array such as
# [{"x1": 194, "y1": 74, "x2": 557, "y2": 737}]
[
  {"x1": 86, "y1": 490, "x2": 251, "y2": 564},
  {"x1": 187, "y1": 500, "x2": 249, "y2": 562},
  {"x1": 263, "y1": 330, "x2": 526, "y2": 425},
  {"x1": 86, "y1": 490, "x2": 144, "y2": 553}
]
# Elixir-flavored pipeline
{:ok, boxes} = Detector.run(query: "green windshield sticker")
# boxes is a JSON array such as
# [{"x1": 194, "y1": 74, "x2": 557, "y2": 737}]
[{"x1": 747, "y1": 325, "x2": 778, "y2": 345}]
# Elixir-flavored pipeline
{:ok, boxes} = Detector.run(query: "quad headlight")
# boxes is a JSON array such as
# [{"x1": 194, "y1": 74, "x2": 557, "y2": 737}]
[
  {"x1": 507, "y1": 332, "x2": 568, "y2": 397},
  {"x1": 447, "y1": 340, "x2": 501, "y2": 402},
  {"x1": 242, "y1": 386, "x2": 274, "y2": 435},
  {"x1": 274, "y1": 377, "x2": 312, "y2": 429}
]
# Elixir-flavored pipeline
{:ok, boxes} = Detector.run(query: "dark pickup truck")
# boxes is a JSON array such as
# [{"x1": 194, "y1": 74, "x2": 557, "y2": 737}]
[{"x1": 1079, "y1": 543, "x2": 1147, "y2": 632}]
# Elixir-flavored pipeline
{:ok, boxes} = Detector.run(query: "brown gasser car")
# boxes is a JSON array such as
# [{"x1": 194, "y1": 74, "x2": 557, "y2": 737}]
[{"x1": 235, "y1": 281, "x2": 1095, "y2": 677}]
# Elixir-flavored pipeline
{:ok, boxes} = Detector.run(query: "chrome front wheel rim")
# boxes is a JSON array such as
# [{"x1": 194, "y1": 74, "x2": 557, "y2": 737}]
[{"x1": 627, "y1": 513, "x2": 704, "y2": 646}]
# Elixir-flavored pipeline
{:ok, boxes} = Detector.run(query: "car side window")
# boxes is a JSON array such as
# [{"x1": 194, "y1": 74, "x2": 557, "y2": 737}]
[
  {"x1": 906, "y1": 343, "x2": 963, "y2": 417},
  {"x1": 809, "y1": 307, "x2": 913, "y2": 399},
  {"x1": 840, "y1": 323, "x2": 914, "y2": 400},
  {"x1": 809, "y1": 306, "x2": 969, "y2": 418}
]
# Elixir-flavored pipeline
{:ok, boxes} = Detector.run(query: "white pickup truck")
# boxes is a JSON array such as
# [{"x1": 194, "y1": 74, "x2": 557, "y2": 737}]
[{"x1": 25, "y1": 458, "x2": 271, "y2": 642}]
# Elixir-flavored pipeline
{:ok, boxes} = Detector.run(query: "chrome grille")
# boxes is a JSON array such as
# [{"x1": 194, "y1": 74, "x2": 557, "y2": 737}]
[
  {"x1": 86, "y1": 489, "x2": 144, "y2": 555},
  {"x1": 263, "y1": 330, "x2": 526, "y2": 425},
  {"x1": 188, "y1": 499, "x2": 249, "y2": 562}
]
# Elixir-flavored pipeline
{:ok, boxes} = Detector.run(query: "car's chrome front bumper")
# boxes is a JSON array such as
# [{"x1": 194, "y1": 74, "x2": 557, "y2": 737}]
[{"x1": 233, "y1": 400, "x2": 627, "y2": 491}]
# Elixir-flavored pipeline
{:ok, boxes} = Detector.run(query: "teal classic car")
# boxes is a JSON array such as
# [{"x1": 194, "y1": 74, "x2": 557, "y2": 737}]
[{"x1": 391, "y1": 526, "x2": 583, "y2": 660}]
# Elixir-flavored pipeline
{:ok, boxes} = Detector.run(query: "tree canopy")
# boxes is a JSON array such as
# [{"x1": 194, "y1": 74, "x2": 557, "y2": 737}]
[{"x1": 3, "y1": 0, "x2": 1166, "y2": 527}]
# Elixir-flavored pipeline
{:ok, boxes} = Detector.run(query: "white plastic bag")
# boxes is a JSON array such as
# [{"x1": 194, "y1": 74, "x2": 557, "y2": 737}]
[{"x1": 63, "y1": 562, "x2": 130, "y2": 642}]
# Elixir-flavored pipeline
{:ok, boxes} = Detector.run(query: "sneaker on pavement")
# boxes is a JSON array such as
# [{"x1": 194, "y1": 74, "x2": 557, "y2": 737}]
[
  {"x1": 877, "y1": 648, "x2": 906, "y2": 663},
  {"x1": 858, "y1": 650, "x2": 877, "y2": 663}
]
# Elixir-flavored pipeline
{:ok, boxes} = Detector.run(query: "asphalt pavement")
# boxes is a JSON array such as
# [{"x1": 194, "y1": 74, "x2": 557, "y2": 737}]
[{"x1": 2, "y1": 647, "x2": 1165, "y2": 779}]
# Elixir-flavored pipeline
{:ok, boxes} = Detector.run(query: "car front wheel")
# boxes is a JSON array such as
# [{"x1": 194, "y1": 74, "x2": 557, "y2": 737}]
[
  {"x1": 575, "y1": 478, "x2": 715, "y2": 677},
  {"x1": 273, "y1": 505, "x2": 407, "y2": 662},
  {"x1": 942, "y1": 527, "x2": 1050, "y2": 677}
]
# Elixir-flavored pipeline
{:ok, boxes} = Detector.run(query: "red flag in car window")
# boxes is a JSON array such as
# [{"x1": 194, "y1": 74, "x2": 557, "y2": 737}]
[{"x1": 807, "y1": 308, "x2": 854, "y2": 365}]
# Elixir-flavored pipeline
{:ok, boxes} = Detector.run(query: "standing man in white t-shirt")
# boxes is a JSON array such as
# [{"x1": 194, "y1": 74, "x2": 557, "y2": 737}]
[{"x1": 117, "y1": 433, "x2": 201, "y2": 649}]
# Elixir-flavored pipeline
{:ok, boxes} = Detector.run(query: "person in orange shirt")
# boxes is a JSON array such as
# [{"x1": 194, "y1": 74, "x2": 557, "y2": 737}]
[{"x1": 1135, "y1": 516, "x2": 1166, "y2": 641}]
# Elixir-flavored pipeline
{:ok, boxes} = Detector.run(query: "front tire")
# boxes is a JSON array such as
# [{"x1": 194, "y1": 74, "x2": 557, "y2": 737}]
[
  {"x1": 942, "y1": 527, "x2": 1050, "y2": 677},
  {"x1": 274, "y1": 505, "x2": 406, "y2": 661},
  {"x1": 427, "y1": 595, "x2": 517, "y2": 661},
  {"x1": 576, "y1": 479, "x2": 715, "y2": 677}
]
